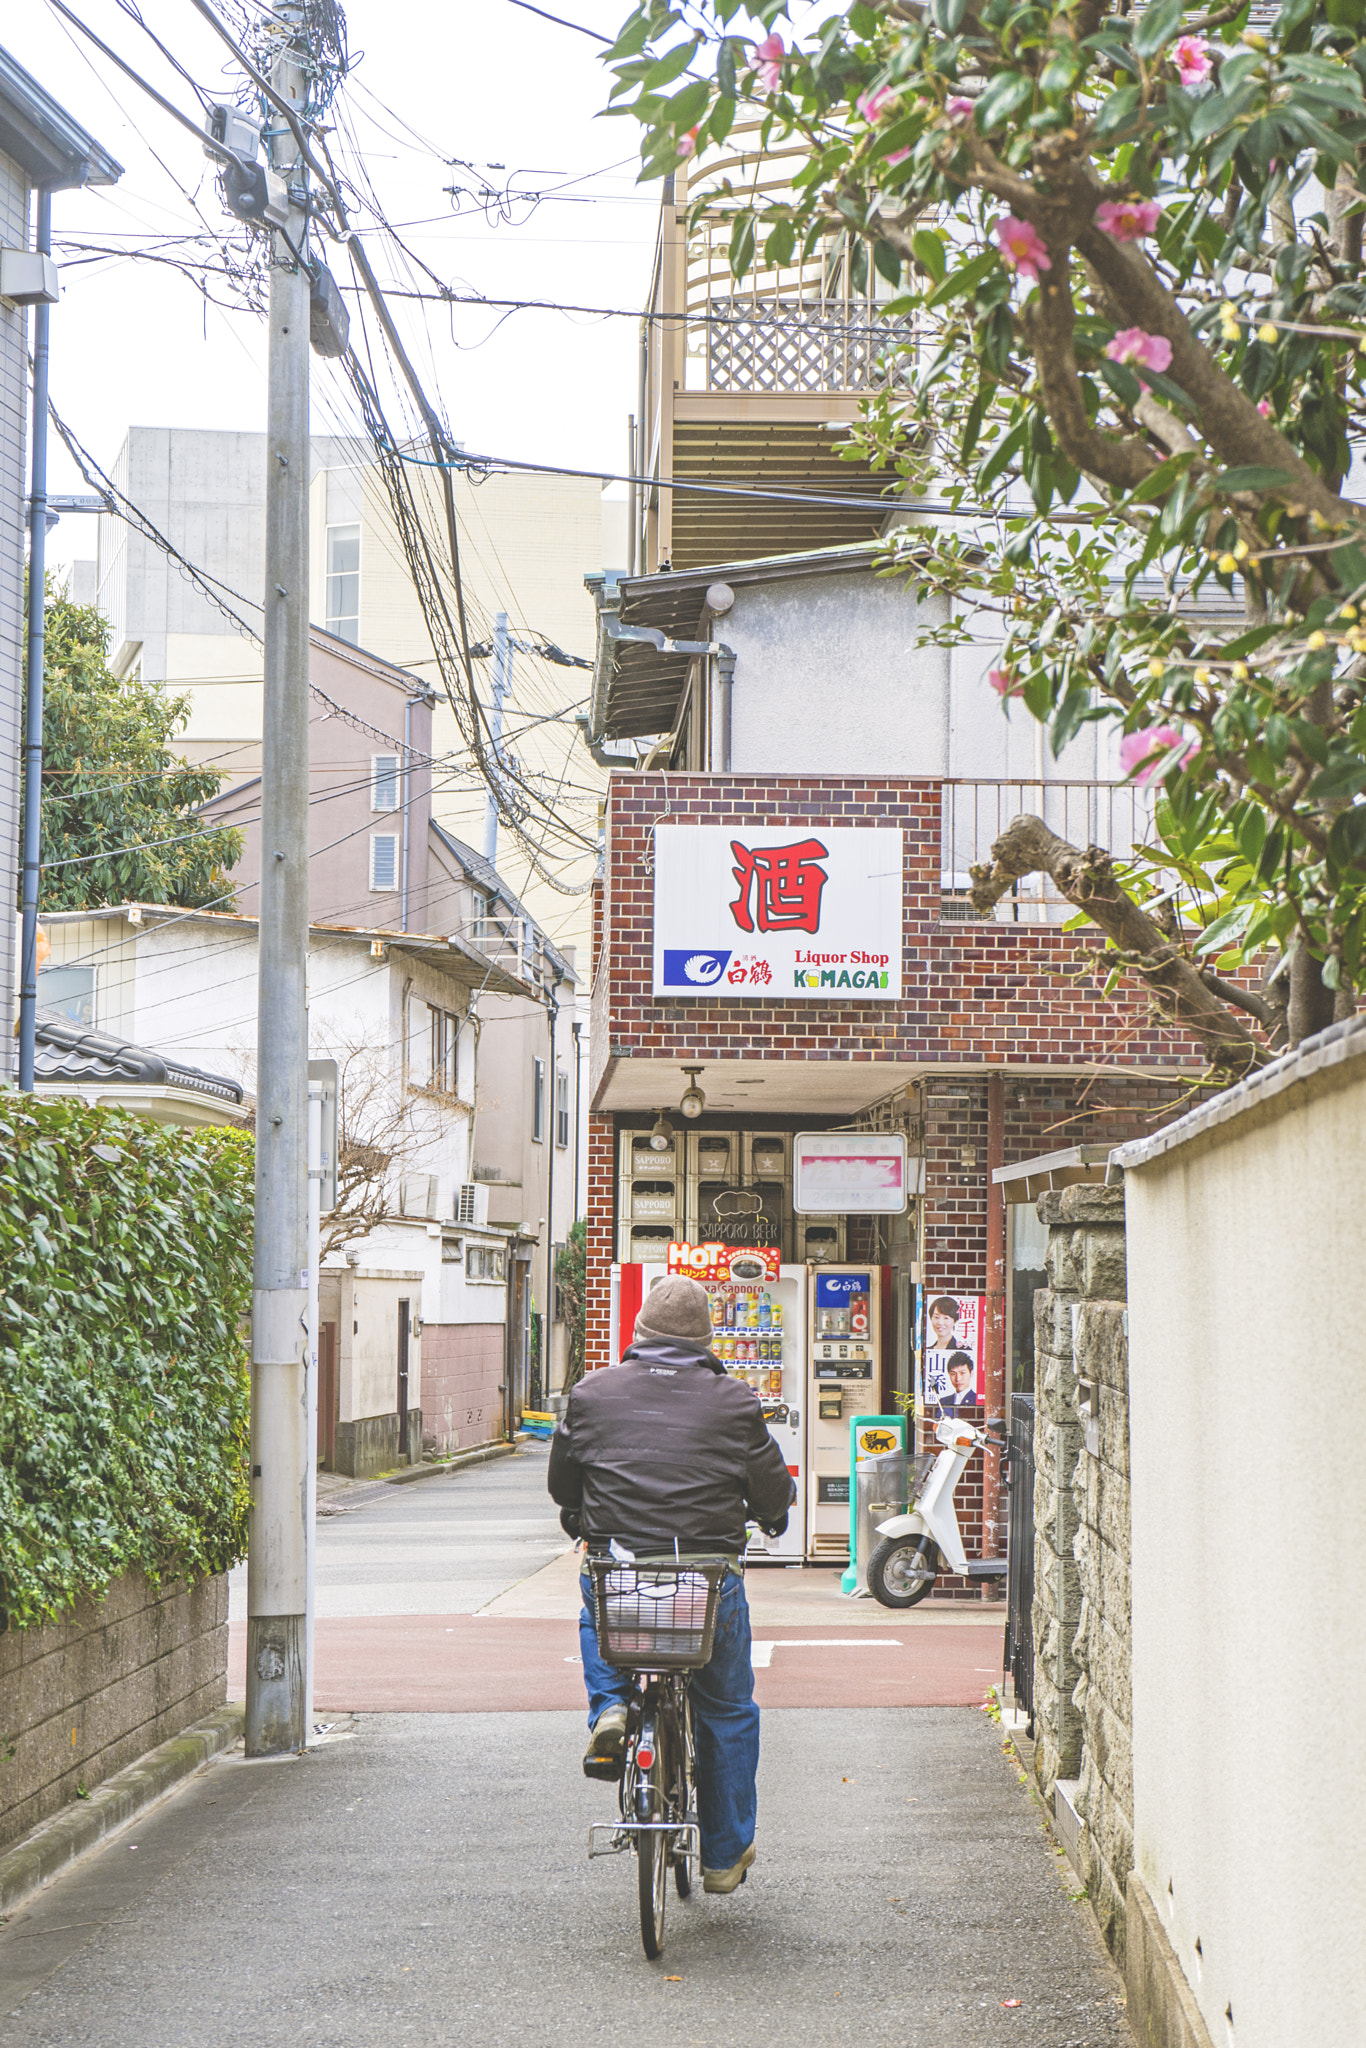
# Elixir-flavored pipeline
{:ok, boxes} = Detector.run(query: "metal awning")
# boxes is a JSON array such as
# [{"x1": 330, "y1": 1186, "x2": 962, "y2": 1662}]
[{"x1": 992, "y1": 1145, "x2": 1114, "y2": 1202}]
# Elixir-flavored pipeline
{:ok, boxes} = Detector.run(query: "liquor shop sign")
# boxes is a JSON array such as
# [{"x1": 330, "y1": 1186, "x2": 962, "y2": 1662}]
[{"x1": 652, "y1": 825, "x2": 903, "y2": 1000}]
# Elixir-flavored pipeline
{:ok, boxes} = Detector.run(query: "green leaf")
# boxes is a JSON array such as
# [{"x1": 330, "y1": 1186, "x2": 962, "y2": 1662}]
[
  {"x1": 975, "y1": 70, "x2": 1035, "y2": 133},
  {"x1": 925, "y1": 249, "x2": 998, "y2": 309},
  {"x1": 1329, "y1": 804, "x2": 1366, "y2": 874},
  {"x1": 912, "y1": 228, "x2": 946, "y2": 284},
  {"x1": 1211, "y1": 466, "x2": 1295, "y2": 496},
  {"x1": 1132, "y1": 0, "x2": 1183, "y2": 60},
  {"x1": 1092, "y1": 84, "x2": 1143, "y2": 142}
]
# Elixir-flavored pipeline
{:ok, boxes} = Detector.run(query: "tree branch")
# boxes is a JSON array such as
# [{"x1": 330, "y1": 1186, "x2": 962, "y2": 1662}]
[{"x1": 968, "y1": 813, "x2": 1269, "y2": 1074}]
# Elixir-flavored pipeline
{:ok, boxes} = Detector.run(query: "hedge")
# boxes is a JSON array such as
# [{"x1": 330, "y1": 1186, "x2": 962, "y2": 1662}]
[{"x1": 0, "y1": 1093, "x2": 253, "y2": 1630}]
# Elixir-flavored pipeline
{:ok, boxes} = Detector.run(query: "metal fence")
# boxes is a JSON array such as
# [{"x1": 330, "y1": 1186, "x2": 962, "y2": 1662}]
[
  {"x1": 941, "y1": 780, "x2": 1156, "y2": 924},
  {"x1": 1003, "y1": 1393, "x2": 1036, "y2": 1733}
]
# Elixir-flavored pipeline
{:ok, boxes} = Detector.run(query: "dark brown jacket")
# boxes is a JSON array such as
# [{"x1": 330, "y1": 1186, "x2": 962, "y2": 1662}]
[{"x1": 546, "y1": 1337, "x2": 794, "y2": 1556}]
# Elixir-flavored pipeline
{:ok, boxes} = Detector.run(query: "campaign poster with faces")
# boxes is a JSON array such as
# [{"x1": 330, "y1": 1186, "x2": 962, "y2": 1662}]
[{"x1": 923, "y1": 1293, "x2": 986, "y2": 1409}]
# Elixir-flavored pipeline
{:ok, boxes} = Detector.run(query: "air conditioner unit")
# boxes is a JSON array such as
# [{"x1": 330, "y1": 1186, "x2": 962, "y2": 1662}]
[
  {"x1": 0, "y1": 250, "x2": 59, "y2": 306},
  {"x1": 400, "y1": 1173, "x2": 438, "y2": 1219},
  {"x1": 456, "y1": 1182, "x2": 488, "y2": 1228}
]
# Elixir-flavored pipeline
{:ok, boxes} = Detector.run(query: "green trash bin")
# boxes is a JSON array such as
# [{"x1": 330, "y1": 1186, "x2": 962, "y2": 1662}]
[{"x1": 843, "y1": 1413, "x2": 907, "y2": 1595}]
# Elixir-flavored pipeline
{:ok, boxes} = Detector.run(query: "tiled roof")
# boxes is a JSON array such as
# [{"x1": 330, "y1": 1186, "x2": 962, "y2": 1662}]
[{"x1": 35, "y1": 1014, "x2": 245, "y2": 1106}]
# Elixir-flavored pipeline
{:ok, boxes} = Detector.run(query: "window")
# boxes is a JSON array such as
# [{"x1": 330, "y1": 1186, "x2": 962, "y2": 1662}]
[
  {"x1": 556, "y1": 1068, "x2": 569, "y2": 1149},
  {"x1": 430, "y1": 1007, "x2": 460, "y2": 1092},
  {"x1": 456, "y1": 1183, "x2": 478, "y2": 1225},
  {"x1": 467, "y1": 1244, "x2": 506, "y2": 1283},
  {"x1": 371, "y1": 753, "x2": 399, "y2": 811},
  {"x1": 37, "y1": 964, "x2": 94, "y2": 1025},
  {"x1": 370, "y1": 832, "x2": 398, "y2": 891},
  {"x1": 325, "y1": 523, "x2": 360, "y2": 643},
  {"x1": 532, "y1": 1055, "x2": 545, "y2": 1143}
]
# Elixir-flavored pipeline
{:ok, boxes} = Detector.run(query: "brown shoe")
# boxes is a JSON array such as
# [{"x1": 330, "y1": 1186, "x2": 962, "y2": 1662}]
[
  {"x1": 702, "y1": 1842, "x2": 755, "y2": 1893},
  {"x1": 582, "y1": 1704, "x2": 627, "y2": 1779}
]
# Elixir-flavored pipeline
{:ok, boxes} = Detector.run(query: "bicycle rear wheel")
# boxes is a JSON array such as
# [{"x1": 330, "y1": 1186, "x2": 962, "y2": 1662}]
[{"x1": 638, "y1": 1817, "x2": 668, "y2": 1956}]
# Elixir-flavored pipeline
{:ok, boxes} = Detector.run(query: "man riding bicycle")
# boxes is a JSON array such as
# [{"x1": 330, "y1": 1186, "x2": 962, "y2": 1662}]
[{"x1": 547, "y1": 1275, "x2": 795, "y2": 1894}]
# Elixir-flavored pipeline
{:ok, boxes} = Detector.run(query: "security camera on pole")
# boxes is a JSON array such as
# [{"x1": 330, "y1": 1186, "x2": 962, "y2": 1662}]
[{"x1": 245, "y1": 1, "x2": 312, "y2": 1757}]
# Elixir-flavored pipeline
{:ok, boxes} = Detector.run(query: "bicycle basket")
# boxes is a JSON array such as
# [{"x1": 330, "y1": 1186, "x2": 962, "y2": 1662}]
[
  {"x1": 588, "y1": 1559, "x2": 728, "y2": 1671},
  {"x1": 910, "y1": 1450, "x2": 938, "y2": 1503}
]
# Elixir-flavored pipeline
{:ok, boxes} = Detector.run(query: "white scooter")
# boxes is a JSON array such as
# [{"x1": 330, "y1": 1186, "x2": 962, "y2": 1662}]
[{"x1": 866, "y1": 1414, "x2": 1008, "y2": 1608}]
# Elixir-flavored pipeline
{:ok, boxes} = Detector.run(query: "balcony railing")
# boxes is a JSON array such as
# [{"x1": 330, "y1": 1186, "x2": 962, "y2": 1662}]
[
  {"x1": 704, "y1": 297, "x2": 916, "y2": 394},
  {"x1": 940, "y1": 780, "x2": 1156, "y2": 926}
]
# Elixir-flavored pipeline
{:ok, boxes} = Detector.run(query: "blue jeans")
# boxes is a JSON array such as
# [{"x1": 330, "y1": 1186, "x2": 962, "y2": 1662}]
[{"x1": 579, "y1": 1569, "x2": 760, "y2": 1872}]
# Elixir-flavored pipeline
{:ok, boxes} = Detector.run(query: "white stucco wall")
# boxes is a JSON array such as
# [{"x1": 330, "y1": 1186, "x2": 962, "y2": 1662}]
[{"x1": 1120, "y1": 1038, "x2": 1366, "y2": 2048}]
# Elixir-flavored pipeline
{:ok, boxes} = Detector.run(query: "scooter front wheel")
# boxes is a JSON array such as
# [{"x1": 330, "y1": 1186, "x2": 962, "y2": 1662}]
[{"x1": 868, "y1": 1534, "x2": 938, "y2": 1608}]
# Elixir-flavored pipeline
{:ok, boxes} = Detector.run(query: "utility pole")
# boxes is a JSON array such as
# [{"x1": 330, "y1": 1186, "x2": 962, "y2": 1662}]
[
  {"x1": 17, "y1": 189, "x2": 53, "y2": 1093},
  {"x1": 482, "y1": 610, "x2": 510, "y2": 865},
  {"x1": 246, "y1": 2, "x2": 312, "y2": 1756}
]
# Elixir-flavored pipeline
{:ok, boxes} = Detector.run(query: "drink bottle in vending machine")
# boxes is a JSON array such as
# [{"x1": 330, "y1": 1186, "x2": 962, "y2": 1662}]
[
  {"x1": 611, "y1": 1261, "x2": 807, "y2": 1560},
  {"x1": 806, "y1": 1266, "x2": 880, "y2": 1561}
]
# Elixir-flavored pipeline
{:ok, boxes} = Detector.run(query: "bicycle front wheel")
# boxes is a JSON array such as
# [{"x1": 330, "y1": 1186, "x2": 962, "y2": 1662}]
[{"x1": 638, "y1": 1820, "x2": 668, "y2": 1957}]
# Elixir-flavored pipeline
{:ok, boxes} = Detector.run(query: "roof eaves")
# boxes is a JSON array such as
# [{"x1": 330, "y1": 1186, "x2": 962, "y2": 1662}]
[{"x1": 0, "y1": 46, "x2": 123, "y2": 188}]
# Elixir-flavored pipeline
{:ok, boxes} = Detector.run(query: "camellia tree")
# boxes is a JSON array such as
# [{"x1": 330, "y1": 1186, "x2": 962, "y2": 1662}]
[{"x1": 606, "y1": 0, "x2": 1366, "y2": 1070}]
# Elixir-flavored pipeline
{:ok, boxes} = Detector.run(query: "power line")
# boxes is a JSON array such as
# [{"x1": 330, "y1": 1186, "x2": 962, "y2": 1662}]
[{"x1": 503, "y1": 0, "x2": 612, "y2": 42}]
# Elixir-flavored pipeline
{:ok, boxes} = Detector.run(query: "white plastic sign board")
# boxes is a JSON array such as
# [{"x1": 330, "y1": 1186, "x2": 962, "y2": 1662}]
[
  {"x1": 652, "y1": 825, "x2": 902, "y2": 999},
  {"x1": 793, "y1": 1132, "x2": 908, "y2": 1214}
]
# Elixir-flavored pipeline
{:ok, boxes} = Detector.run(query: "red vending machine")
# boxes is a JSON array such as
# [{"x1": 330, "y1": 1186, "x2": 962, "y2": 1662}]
[{"x1": 612, "y1": 1249, "x2": 808, "y2": 1562}]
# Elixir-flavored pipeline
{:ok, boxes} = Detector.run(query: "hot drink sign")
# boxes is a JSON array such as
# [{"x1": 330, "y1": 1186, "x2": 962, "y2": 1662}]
[{"x1": 652, "y1": 826, "x2": 903, "y2": 1000}]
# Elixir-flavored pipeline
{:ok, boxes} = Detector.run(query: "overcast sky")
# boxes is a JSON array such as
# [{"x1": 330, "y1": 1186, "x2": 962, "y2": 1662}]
[{"x1": 9, "y1": 0, "x2": 671, "y2": 576}]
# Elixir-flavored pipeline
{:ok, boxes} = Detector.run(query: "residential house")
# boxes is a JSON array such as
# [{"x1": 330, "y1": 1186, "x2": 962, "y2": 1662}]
[
  {"x1": 86, "y1": 423, "x2": 617, "y2": 963},
  {"x1": 39, "y1": 629, "x2": 579, "y2": 1472},
  {"x1": 0, "y1": 45, "x2": 120, "y2": 1078}
]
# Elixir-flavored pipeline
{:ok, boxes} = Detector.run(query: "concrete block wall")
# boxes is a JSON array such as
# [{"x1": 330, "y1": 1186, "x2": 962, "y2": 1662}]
[
  {"x1": 420, "y1": 1321, "x2": 505, "y2": 1452},
  {"x1": 0, "y1": 1570, "x2": 229, "y2": 1854}
]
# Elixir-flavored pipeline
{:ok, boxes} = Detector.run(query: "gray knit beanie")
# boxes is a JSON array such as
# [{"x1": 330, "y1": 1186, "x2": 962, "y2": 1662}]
[{"x1": 633, "y1": 1275, "x2": 713, "y2": 1346}]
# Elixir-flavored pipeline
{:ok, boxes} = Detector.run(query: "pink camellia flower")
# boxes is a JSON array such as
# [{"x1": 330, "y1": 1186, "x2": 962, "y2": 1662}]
[
  {"x1": 753, "y1": 31, "x2": 785, "y2": 93},
  {"x1": 988, "y1": 667, "x2": 1022, "y2": 700},
  {"x1": 857, "y1": 84, "x2": 896, "y2": 123},
  {"x1": 677, "y1": 126, "x2": 699, "y2": 158},
  {"x1": 887, "y1": 147, "x2": 913, "y2": 167},
  {"x1": 1106, "y1": 327, "x2": 1173, "y2": 376},
  {"x1": 946, "y1": 96, "x2": 974, "y2": 120},
  {"x1": 1171, "y1": 34, "x2": 1212, "y2": 86},
  {"x1": 1120, "y1": 723, "x2": 1198, "y2": 786},
  {"x1": 1257, "y1": 398, "x2": 1272, "y2": 417},
  {"x1": 1094, "y1": 197, "x2": 1162, "y2": 243},
  {"x1": 995, "y1": 216, "x2": 1052, "y2": 281}
]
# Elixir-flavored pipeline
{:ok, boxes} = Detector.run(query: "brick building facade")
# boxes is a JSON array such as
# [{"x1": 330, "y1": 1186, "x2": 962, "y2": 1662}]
[{"x1": 586, "y1": 772, "x2": 1199, "y2": 1583}]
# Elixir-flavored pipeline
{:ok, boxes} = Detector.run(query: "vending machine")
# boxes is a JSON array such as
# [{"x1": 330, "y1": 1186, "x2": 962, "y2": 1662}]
[
  {"x1": 806, "y1": 1265, "x2": 881, "y2": 1561},
  {"x1": 612, "y1": 1254, "x2": 808, "y2": 1561}
]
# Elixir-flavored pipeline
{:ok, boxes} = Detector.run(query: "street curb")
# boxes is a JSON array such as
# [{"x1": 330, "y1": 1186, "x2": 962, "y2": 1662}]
[
  {"x1": 0, "y1": 1703, "x2": 245, "y2": 1920},
  {"x1": 384, "y1": 1439, "x2": 520, "y2": 1486}
]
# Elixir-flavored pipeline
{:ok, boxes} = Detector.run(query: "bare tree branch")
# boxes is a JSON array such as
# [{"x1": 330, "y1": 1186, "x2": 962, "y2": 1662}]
[{"x1": 968, "y1": 813, "x2": 1270, "y2": 1075}]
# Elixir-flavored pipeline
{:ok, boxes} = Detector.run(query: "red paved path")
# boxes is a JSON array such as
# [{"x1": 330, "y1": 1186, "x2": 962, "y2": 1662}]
[{"x1": 229, "y1": 1616, "x2": 999, "y2": 1711}]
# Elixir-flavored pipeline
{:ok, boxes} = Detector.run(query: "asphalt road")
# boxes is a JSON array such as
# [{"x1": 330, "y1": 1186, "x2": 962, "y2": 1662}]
[{"x1": 0, "y1": 1709, "x2": 1129, "y2": 2048}]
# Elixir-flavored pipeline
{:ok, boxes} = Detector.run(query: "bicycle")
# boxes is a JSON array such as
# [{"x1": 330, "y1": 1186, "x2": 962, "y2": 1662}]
[{"x1": 583, "y1": 1553, "x2": 730, "y2": 1958}]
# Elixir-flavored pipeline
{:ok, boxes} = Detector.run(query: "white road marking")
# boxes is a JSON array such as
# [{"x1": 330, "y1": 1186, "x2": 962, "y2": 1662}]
[{"x1": 750, "y1": 1639, "x2": 903, "y2": 1668}]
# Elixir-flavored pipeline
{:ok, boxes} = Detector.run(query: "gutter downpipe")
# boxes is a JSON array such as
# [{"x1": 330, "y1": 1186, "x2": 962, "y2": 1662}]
[
  {"x1": 544, "y1": 977, "x2": 558, "y2": 1401},
  {"x1": 571, "y1": 1017, "x2": 583, "y2": 1222},
  {"x1": 717, "y1": 648, "x2": 736, "y2": 774},
  {"x1": 400, "y1": 691, "x2": 413, "y2": 930},
  {"x1": 18, "y1": 188, "x2": 53, "y2": 1093}
]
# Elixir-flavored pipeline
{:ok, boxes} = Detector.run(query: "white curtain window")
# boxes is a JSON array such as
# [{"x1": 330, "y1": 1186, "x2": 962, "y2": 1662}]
[
  {"x1": 371, "y1": 753, "x2": 399, "y2": 811},
  {"x1": 556, "y1": 1068, "x2": 569, "y2": 1148},
  {"x1": 532, "y1": 1055, "x2": 545, "y2": 1142},
  {"x1": 370, "y1": 832, "x2": 398, "y2": 891},
  {"x1": 325, "y1": 523, "x2": 360, "y2": 643}
]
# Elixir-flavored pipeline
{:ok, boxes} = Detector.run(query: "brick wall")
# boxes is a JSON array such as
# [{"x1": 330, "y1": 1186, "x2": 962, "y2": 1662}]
[
  {"x1": 586, "y1": 772, "x2": 1197, "y2": 1577},
  {"x1": 420, "y1": 1322, "x2": 505, "y2": 1452},
  {"x1": 0, "y1": 1570, "x2": 229, "y2": 1855},
  {"x1": 592, "y1": 775, "x2": 1212, "y2": 1091}
]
